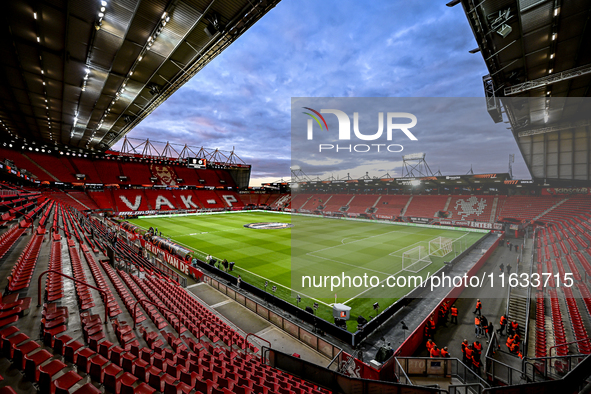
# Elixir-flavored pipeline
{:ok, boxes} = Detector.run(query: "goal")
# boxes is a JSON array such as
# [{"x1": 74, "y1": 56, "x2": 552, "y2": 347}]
[
  {"x1": 429, "y1": 237, "x2": 453, "y2": 257},
  {"x1": 402, "y1": 245, "x2": 432, "y2": 273}
]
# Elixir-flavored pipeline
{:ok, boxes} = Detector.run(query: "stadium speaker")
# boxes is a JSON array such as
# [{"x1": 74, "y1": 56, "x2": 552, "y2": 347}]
[
  {"x1": 497, "y1": 24, "x2": 512, "y2": 38},
  {"x1": 305, "y1": 306, "x2": 314, "y2": 314}
]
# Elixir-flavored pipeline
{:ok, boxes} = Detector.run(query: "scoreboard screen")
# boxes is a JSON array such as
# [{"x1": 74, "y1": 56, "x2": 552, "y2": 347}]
[{"x1": 187, "y1": 158, "x2": 207, "y2": 169}]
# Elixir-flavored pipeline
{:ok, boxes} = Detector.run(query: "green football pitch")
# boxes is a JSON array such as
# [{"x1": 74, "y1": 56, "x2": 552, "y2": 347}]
[{"x1": 129, "y1": 211, "x2": 484, "y2": 332}]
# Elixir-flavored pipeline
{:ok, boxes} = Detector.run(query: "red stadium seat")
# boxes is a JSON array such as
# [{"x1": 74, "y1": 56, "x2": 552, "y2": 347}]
[
  {"x1": 38, "y1": 359, "x2": 67, "y2": 393},
  {"x1": 54, "y1": 371, "x2": 83, "y2": 394}
]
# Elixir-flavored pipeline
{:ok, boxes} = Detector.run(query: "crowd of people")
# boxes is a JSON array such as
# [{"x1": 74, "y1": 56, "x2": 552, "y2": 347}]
[{"x1": 424, "y1": 297, "x2": 525, "y2": 375}]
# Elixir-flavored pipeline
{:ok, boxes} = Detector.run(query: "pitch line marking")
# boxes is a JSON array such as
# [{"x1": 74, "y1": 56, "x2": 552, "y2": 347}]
[
  {"x1": 340, "y1": 233, "x2": 471, "y2": 305},
  {"x1": 312, "y1": 229, "x2": 425, "y2": 254},
  {"x1": 229, "y1": 265, "x2": 332, "y2": 307}
]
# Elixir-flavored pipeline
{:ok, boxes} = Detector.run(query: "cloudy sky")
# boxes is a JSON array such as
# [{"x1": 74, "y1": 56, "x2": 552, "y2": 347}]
[{"x1": 118, "y1": 0, "x2": 530, "y2": 185}]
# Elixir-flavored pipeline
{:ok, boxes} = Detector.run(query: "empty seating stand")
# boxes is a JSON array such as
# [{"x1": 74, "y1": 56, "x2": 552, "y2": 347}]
[
  {"x1": 403, "y1": 195, "x2": 447, "y2": 218},
  {"x1": 7, "y1": 228, "x2": 43, "y2": 292},
  {"x1": 346, "y1": 194, "x2": 380, "y2": 215}
]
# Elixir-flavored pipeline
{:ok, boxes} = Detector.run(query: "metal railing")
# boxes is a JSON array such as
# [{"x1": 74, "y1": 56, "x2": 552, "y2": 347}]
[
  {"x1": 522, "y1": 353, "x2": 588, "y2": 381},
  {"x1": 449, "y1": 383, "x2": 485, "y2": 394},
  {"x1": 394, "y1": 357, "x2": 413, "y2": 385},
  {"x1": 37, "y1": 269, "x2": 109, "y2": 324},
  {"x1": 326, "y1": 349, "x2": 343, "y2": 371},
  {"x1": 522, "y1": 230, "x2": 535, "y2": 359},
  {"x1": 485, "y1": 357, "x2": 527, "y2": 386},
  {"x1": 484, "y1": 330, "x2": 499, "y2": 373},
  {"x1": 396, "y1": 357, "x2": 490, "y2": 389}
]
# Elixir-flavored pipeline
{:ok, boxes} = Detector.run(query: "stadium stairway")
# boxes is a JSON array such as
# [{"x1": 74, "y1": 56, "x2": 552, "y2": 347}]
[
  {"x1": 400, "y1": 195, "x2": 412, "y2": 216},
  {"x1": 533, "y1": 197, "x2": 569, "y2": 221},
  {"x1": 19, "y1": 153, "x2": 60, "y2": 182},
  {"x1": 504, "y1": 237, "x2": 533, "y2": 349}
]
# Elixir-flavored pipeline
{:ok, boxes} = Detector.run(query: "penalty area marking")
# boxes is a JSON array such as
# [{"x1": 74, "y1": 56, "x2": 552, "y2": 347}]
[{"x1": 341, "y1": 232, "x2": 471, "y2": 306}]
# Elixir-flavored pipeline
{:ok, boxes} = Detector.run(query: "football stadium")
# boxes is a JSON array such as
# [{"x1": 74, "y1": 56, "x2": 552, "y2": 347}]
[{"x1": 0, "y1": 0, "x2": 591, "y2": 393}]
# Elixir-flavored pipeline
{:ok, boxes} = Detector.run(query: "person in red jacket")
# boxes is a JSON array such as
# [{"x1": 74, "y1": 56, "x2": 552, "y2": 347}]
[
  {"x1": 441, "y1": 347, "x2": 450, "y2": 358},
  {"x1": 461, "y1": 339, "x2": 469, "y2": 364},
  {"x1": 429, "y1": 316, "x2": 436, "y2": 332},
  {"x1": 464, "y1": 344, "x2": 475, "y2": 366},
  {"x1": 472, "y1": 299, "x2": 482, "y2": 316},
  {"x1": 510, "y1": 340, "x2": 520, "y2": 355},
  {"x1": 509, "y1": 320, "x2": 520, "y2": 336},
  {"x1": 473, "y1": 341, "x2": 482, "y2": 356},
  {"x1": 497, "y1": 314, "x2": 507, "y2": 336},
  {"x1": 506, "y1": 334, "x2": 515, "y2": 351},
  {"x1": 426, "y1": 339, "x2": 435, "y2": 353},
  {"x1": 430, "y1": 345, "x2": 441, "y2": 358},
  {"x1": 424, "y1": 324, "x2": 432, "y2": 340},
  {"x1": 472, "y1": 350, "x2": 482, "y2": 374},
  {"x1": 450, "y1": 304, "x2": 458, "y2": 325}
]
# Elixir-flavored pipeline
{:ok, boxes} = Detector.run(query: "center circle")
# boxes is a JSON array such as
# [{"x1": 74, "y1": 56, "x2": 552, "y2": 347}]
[{"x1": 243, "y1": 222, "x2": 293, "y2": 230}]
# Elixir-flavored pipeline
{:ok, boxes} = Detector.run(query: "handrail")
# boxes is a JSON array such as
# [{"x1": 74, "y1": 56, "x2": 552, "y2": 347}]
[
  {"x1": 132, "y1": 299, "x2": 183, "y2": 333},
  {"x1": 523, "y1": 360, "x2": 544, "y2": 382},
  {"x1": 396, "y1": 357, "x2": 490, "y2": 388},
  {"x1": 449, "y1": 383, "x2": 485, "y2": 394},
  {"x1": 326, "y1": 349, "x2": 343, "y2": 370},
  {"x1": 487, "y1": 356, "x2": 524, "y2": 383},
  {"x1": 244, "y1": 333, "x2": 271, "y2": 358},
  {"x1": 484, "y1": 330, "x2": 499, "y2": 371},
  {"x1": 395, "y1": 357, "x2": 413, "y2": 385},
  {"x1": 522, "y1": 352, "x2": 589, "y2": 381},
  {"x1": 37, "y1": 269, "x2": 109, "y2": 324},
  {"x1": 523, "y1": 228, "x2": 536, "y2": 358},
  {"x1": 549, "y1": 339, "x2": 590, "y2": 357}
]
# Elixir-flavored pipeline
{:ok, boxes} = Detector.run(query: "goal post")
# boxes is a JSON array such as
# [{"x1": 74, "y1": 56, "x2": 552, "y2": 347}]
[
  {"x1": 429, "y1": 236, "x2": 453, "y2": 257},
  {"x1": 402, "y1": 245, "x2": 432, "y2": 273}
]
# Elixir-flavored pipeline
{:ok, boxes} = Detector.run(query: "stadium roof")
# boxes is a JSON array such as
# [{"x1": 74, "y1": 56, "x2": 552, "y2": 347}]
[
  {"x1": 0, "y1": 0, "x2": 279, "y2": 152},
  {"x1": 459, "y1": 0, "x2": 591, "y2": 181},
  {"x1": 460, "y1": 0, "x2": 590, "y2": 99}
]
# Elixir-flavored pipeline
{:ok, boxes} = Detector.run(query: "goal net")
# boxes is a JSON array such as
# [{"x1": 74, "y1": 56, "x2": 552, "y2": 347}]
[
  {"x1": 429, "y1": 237, "x2": 453, "y2": 257},
  {"x1": 402, "y1": 245, "x2": 432, "y2": 273}
]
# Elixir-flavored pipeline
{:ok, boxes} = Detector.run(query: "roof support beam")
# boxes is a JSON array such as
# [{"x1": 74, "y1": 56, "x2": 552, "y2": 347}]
[
  {"x1": 504, "y1": 63, "x2": 591, "y2": 96},
  {"x1": 516, "y1": 119, "x2": 591, "y2": 138}
]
